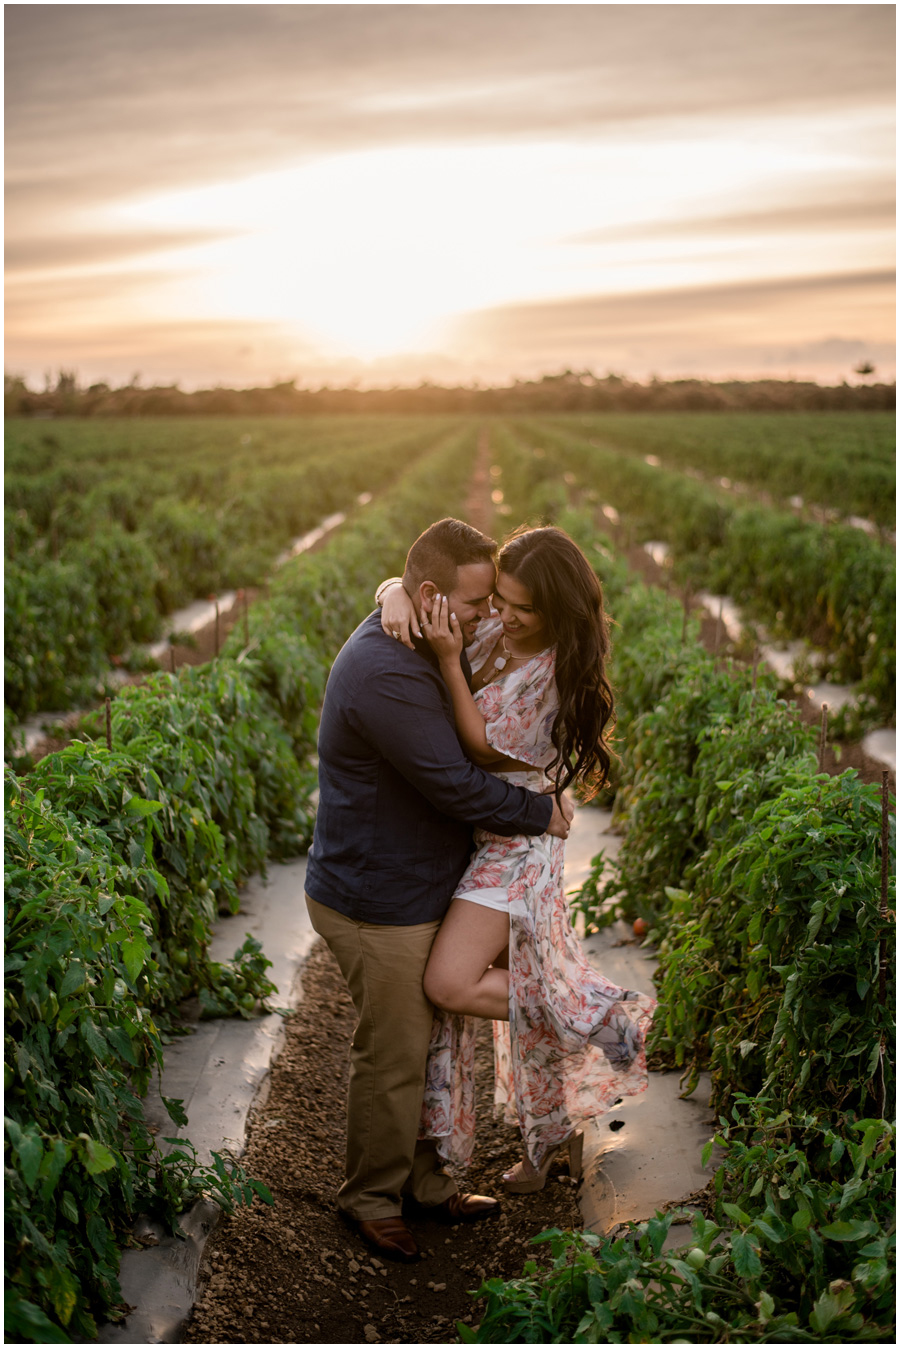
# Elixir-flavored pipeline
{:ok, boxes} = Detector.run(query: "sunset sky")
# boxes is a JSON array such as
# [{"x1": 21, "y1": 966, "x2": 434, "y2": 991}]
[{"x1": 5, "y1": 3, "x2": 896, "y2": 390}]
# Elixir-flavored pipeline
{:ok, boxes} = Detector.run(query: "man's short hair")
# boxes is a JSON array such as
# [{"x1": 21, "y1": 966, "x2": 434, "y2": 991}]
[{"x1": 403, "y1": 518, "x2": 497, "y2": 596}]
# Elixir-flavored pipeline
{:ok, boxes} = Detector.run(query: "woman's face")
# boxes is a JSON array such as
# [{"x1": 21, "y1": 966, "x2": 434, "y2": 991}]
[{"x1": 493, "y1": 570, "x2": 548, "y2": 648}]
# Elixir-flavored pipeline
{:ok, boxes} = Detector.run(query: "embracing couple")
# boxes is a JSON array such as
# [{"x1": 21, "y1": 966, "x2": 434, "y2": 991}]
[{"x1": 305, "y1": 517, "x2": 655, "y2": 1263}]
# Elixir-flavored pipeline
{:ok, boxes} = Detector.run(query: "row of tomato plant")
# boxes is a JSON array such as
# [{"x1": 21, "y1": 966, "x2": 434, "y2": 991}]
[
  {"x1": 502, "y1": 417, "x2": 895, "y2": 723},
  {"x1": 464, "y1": 445, "x2": 895, "y2": 1341},
  {"x1": 4, "y1": 415, "x2": 462, "y2": 723},
  {"x1": 542, "y1": 410, "x2": 895, "y2": 530},
  {"x1": 4, "y1": 425, "x2": 481, "y2": 1342}
]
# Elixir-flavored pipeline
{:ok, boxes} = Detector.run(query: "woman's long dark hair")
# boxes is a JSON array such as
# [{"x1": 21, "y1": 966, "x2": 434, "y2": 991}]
[{"x1": 498, "y1": 525, "x2": 615, "y2": 799}]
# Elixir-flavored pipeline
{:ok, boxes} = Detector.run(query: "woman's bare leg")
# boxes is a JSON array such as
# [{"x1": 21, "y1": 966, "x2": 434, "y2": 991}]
[{"x1": 424, "y1": 899, "x2": 510, "y2": 1021}]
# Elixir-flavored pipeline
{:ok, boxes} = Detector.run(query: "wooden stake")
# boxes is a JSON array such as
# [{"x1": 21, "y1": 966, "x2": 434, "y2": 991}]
[
  {"x1": 713, "y1": 599, "x2": 724, "y2": 667},
  {"x1": 681, "y1": 586, "x2": 691, "y2": 645},
  {"x1": 872, "y1": 770, "x2": 891, "y2": 1116},
  {"x1": 817, "y1": 704, "x2": 829, "y2": 773},
  {"x1": 214, "y1": 598, "x2": 220, "y2": 658},
  {"x1": 170, "y1": 646, "x2": 176, "y2": 675},
  {"x1": 751, "y1": 647, "x2": 759, "y2": 694},
  {"x1": 242, "y1": 590, "x2": 249, "y2": 647},
  {"x1": 879, "y1": 770, "x2": 890, "y2": 1006},
  {"x1": 105, "y1": 697, "x2": 112, "y2": 752}
]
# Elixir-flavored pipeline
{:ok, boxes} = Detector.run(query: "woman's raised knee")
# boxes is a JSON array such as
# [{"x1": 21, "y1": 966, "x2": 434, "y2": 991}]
[{"x1": 423, "y1": 964, "x2": 461, "y2": 1013}]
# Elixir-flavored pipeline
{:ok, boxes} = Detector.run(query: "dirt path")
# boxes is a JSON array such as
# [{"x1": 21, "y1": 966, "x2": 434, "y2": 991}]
[
  {"x1": 182, "y1": 941, "x2": 580, "y2": 1345},
  {"x1": 462, "y1": 428, "x2": 496, "y2": 539}
]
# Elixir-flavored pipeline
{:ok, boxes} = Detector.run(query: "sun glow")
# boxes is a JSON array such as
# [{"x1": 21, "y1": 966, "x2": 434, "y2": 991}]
[{"x1": 100, "y1": 107, "x2": 892, "y2": 362}]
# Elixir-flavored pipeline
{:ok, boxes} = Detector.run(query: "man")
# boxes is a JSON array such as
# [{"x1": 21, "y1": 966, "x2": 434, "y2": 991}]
[{"x1": 305, "y1": 518, "x2": 573, "y2": 1263}]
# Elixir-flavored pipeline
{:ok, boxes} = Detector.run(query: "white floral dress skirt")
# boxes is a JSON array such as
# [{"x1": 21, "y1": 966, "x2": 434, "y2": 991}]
[{"x1": 419, "y1": 617, "x2": 657, "y2": 1169}]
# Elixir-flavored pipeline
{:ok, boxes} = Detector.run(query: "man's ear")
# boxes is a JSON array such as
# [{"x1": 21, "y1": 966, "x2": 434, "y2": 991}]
[{"x1": 419, "y1": 581, "x2": 438, "y2": 618}]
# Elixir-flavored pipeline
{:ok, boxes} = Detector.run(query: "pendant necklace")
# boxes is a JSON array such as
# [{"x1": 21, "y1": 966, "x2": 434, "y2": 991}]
[{"x1": 493, "y1": 635, "x2": 551, "y2": 672}]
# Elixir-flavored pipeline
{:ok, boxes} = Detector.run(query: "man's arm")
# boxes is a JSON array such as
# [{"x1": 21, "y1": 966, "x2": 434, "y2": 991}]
[{"x1": 351, "y1": 665, "x2": 558, "y2": 837}]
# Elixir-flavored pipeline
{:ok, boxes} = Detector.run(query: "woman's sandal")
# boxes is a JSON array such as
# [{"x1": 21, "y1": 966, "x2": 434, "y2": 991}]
[{"x1": 502, "y1": 1130, "x2": 584, "y2": 1194}]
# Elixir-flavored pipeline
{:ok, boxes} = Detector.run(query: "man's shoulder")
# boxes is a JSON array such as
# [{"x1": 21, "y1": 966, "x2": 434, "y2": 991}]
[{"x1": 334, "y1": 611, "x2": 439, "y2": 683}]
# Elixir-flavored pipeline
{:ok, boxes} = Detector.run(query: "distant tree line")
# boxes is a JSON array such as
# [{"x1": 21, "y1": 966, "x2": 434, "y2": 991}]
[{"x1": 4, "y1": 367, "x2": 895, "y2": 417}]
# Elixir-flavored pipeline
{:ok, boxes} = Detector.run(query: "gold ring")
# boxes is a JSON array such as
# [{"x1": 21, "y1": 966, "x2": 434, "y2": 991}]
[{"x1": 392, "y1": 631, "x2": 400, "y2": 639}]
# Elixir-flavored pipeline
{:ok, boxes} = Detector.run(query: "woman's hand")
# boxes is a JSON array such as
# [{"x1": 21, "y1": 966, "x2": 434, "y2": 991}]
[
  {"x1": 423, "y1": 593, "x2": 463, "y2": 665},
  {"x1": 380, "y1": 582, "x2": 421, "y2": 649}
]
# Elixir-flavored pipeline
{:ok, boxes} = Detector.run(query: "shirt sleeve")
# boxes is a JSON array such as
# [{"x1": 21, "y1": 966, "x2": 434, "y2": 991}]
[{"x1": 349, "y1": 662, "x2": 553, "y2": 837}]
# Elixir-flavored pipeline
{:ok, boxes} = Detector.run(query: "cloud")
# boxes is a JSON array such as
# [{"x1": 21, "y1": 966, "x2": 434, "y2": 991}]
[
  {"x1": 6, "y1": 268, "x2": 893, "y2": 392},
  {"x1": 567, "y1": 196, "x2": 897, "y2": 246},
  {"x1": 4, "y1": 314, "x2": 316, "y2": 390},
  {"x1": 446, "y1": 269, "x2": 896, "y2": 381},
  {"x1": 5, "y1": 5, "x2": 895, "y2": 388},
  {"x1": 5, "y1": 228, "x2": 241, "y2": 274},
  {"x1": 6, "y1": 4, "x2": 895, "y2": 217}
]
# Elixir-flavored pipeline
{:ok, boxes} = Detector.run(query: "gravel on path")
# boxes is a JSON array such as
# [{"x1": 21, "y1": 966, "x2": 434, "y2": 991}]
[{"x1": 182, "y1": 939, "x2": 581, "y2": 1345}]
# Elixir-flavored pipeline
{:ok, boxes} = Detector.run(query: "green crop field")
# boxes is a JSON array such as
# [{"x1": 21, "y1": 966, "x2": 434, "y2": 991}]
[
  {"x1": 5, "y1": 416, "x2": 894, "y2": 1343},
  {"x1": 5, "y1": 412, "x2": 895, "y2": 731}
]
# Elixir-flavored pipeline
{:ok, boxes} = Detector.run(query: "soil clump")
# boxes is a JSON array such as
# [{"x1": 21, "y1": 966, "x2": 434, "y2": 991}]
[{"x1": 182, "y1": 940, "x2": 581, "y2": 1345}]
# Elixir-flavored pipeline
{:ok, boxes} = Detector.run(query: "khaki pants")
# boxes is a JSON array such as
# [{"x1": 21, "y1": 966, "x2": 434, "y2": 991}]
[{"x1": 306, "y1": 893, "x2": 458, "y2": 1221}]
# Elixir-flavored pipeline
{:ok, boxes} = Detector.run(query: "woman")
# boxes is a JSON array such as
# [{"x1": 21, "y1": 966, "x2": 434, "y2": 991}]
[{"x1": 379, "y1": 525, "x2": 655, "y2": 1191}]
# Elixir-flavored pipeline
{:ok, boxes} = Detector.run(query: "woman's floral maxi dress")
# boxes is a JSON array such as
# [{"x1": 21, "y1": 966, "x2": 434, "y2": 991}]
[{"x1": 420, "y1": 616, "x2": 657, "y2": 1169}]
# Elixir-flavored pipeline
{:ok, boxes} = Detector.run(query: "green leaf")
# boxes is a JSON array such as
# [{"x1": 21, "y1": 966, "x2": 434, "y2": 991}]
[
  {"x1": 87, "y1": 1213, "x2": 111, "y2": 1257},
  {"x1": 757, "y1": 1290, "x2": 775, "y2": 1324},
  {"x1": 80, "y1": 1017, "x2": 108, "y2": 1060},
  {"x1": 722, "y1": 1201, "x2": 753, "y2": 1228},
  {"x1": 121, "y1": 934, "x2": 149, "y2": 982},
  {"x1": 865, "y1": 1040, "x2": 882, "y2": 1077},
  {"x1": 731, "y1": 1231, "x2": 762, "y2": 1278},
  {"x1": 16, "y1": 1042, "x2": 32, "y2": 1081},
  {"x1": 163, "y1": 1095, "x2": 189, "y2": 1126},
  {"x1": 38, "y1": 1138, "x2": 69, "y2": 1198},
  {"x1": 49, "y1": 1265, "x2": 79, "y2": 1327},
  {"x1": 819, "y1": 1219, "x2": 878, "y2": 1242},
  {"x1": 60, "y1": 1189, "x2": 80, "y2": 1224},
  {"x1": 4, "y1": 1292, "x2": 72, "y2": 1344},
  {"x1": 59, "y1": 961, "x2": 86, "y2": 997},
  {"x1": 809, "y1": 1288, "x2": 851, "y2": 1334},
  {"x1": 753, "y1": 1214, "x2": 786, "y2": 1244},
  {"x1": 124, "y1": 796, "x2": 164, "y2": 816},
  {"x1": 16, "y1": 1129, "x2": 44, "y2": 1190},
  {"x1": 82, "y1": 1138, "x2": 117, "y2": 1175}
]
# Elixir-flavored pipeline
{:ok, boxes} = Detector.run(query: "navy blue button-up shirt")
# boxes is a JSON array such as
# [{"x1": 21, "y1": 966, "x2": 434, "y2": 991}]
[{"x1": 305, "y1": 610, "x2": 553, "y2": 925}]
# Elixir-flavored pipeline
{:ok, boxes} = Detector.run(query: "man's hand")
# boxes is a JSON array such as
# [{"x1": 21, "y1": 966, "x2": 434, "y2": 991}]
[{"x1": 545, "y1": 790, "x2": 575, "y2": 839}]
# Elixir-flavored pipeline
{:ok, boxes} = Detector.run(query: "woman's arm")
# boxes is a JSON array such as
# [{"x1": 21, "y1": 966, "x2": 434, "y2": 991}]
[
  {"x1": 377, "y1": 579, "x2": 421, "y2": 649},
  {"x1": 425, "y1": 596, "x2": 532, "y2": 772}
]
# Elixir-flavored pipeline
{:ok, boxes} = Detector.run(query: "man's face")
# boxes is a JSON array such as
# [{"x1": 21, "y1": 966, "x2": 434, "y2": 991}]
[{"x1": 446, "y1": 561, "x2": 496, "y2": 642}]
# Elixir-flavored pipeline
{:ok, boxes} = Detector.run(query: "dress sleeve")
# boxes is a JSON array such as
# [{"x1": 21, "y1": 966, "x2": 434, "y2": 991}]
[
  {"x1": 481, "y1": 656, "x2": 559, "y2": 769},
  {"x1": 465, "y1": 614, "x2": 502, "y2": 674}
]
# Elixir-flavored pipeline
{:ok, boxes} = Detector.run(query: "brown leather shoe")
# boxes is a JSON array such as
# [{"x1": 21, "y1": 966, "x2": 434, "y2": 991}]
[
  {"x1": 419, "y1": 1192, "x2": 500, "y2": 1224},
  {"x1": 344, "y1": 1213, "x2": 420, "y2": 1262}
]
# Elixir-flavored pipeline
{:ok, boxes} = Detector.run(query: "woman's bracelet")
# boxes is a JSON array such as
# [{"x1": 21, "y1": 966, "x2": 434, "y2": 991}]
[{"x1": 374, "y1": 577, "x2": 404, "y2": 606}]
